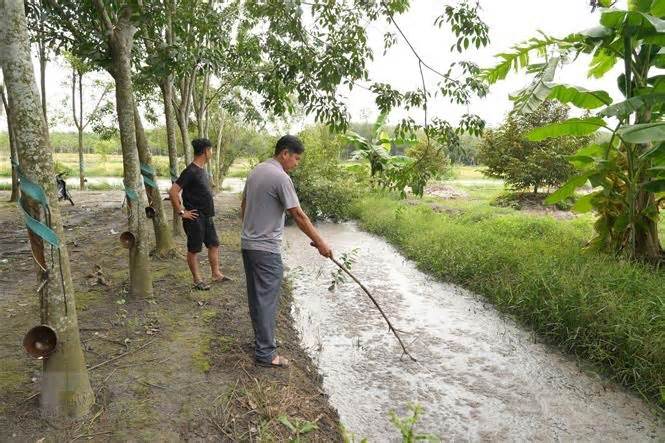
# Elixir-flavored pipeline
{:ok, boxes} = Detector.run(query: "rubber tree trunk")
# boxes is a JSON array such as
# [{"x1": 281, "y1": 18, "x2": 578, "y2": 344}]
[
  {"x1": 134, "y1": 105, "x2": 176, "y2": 256},
  {"x1": 73, "y1": 70, "x2": 85, "y2": 190},
  {"x1": 102, "y1": 5, "x2": 153, "y2": 298},
  {"x1": 0, "y1": 0, "x2": 94, "y2": 418},
  {"x1": 176, "y1": 105, "x2": 192, "y2": 164},
  {"x1": 1, "y1": 86, "x2": 19, "y2": 202},
  {"x1": 159, "y1": 79, "x2": 184, "y2": 237},
  {"x1": 39, "y1": 42, "x2": 47, "y2": 128},
  {"x1": 213, "y1": 114, "x2": 224, "y2": 188},
  {"x1": 9, "y1": 119, "x2": 19, "y2": 202},
  {"x1": 175, "y1": 72, "x2": 195, "y2": 165}
]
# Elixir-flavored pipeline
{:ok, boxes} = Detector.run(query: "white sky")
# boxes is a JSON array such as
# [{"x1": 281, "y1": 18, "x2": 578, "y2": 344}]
[{"x1": 2, "y1": 0, "x2": 619, "y2": 134}]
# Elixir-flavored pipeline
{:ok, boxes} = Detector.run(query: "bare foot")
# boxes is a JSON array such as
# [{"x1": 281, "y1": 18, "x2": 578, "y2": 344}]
[
  {"x1": 256, "y1": 355, "x2": 289, "y2": 368},
  {"x1": 272, "y1": 355, "x2": 288, "y2": 366},
  {"x1": 212, "y1": 274, "x2": 232, "y2": 283}
]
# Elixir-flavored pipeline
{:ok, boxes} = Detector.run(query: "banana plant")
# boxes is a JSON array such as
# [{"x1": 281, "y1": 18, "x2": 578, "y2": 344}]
[
  {"x1": 482, "y1": 0, "x2": 665, "y2": 262},
  {"x1": 344, "y1": 111, "x2": 396, "y2": 178},
  {"x1": 344, "y1": 111, "x2": 426, "y2": 196}
]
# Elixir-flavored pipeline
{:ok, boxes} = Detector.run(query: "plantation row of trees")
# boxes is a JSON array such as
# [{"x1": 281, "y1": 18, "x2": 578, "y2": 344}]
[{"x1": 0, "y1": 0, "x2": 490, "y2": 419}]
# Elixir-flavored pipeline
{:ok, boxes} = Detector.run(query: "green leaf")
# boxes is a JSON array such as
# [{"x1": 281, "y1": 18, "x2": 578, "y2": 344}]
[
  {"x1": 649, "y1": 165, "x2": 665, "y2": 175},
  {"x1": 299, "y1": 422, "x2": 318, "y2": 434},
  {"x1": 511, "y1": 57, "x2": 559, "y2": 114},
  {"x1": 601, "y1": 10, "x2": 665, "y2": 34},
  {"x1": 574, "y1": 143, "x2": 606, "y2": 157},
  {"x1": 373, "y1": 112, "x2": 388, "y2": 139},
  {"x1": 655, "y1": 48, "x2": 665, "y2": 68},
  {"x1": 652, "y1": 0, "x2": 665, "y2": 16},
  {"x1": 546, "y1": 84, "x2": 613, "y2": 109},
  {"x1": 643, "y1": 179, "x2": 665, "y2": 192},
  {"x1": 572, "y1": 192, "x2": 598, "y2": 213},
  {"x1": 526, "y1": 117, "x2": 606, "y2": 141},
  {"x1": 617, "y1": 122, "x2": 665, "y2": 144},
  {"x1": 278, "y1": 416, "x2": 297, "y2": 433},
  {"x1": 640, "y1": 142, "x2": 665, "y2": 160},
  {"x1": 599, "y1": 93, "x2": 665, "y2": 118},
  {"x1": 576, "y1": 26, "x2": 613, "y2": 39},
  {"x1": 545, "y1": 174, "x2": 590, "y2": 204},
  {"x1": 589, "y1": 49, "x2": 618, "y2": 79}
]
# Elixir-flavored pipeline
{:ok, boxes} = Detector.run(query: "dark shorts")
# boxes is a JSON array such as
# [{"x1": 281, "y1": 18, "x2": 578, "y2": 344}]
[{"x1": 183, "y1": 214, "x2": 219, "y2": 253}]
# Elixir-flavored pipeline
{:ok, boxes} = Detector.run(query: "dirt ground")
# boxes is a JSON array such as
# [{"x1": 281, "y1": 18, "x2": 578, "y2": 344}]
[{"x1": 0, "y1": 190, "x2": 341, "y2": 442}]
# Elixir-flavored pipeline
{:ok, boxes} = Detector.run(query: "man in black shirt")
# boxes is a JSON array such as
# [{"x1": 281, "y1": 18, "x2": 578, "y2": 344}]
[{"x1": 168, "y1": 138, "x2": 230, "y2": 290}]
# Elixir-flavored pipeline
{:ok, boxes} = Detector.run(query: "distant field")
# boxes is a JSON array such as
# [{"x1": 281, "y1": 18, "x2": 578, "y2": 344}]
[
  {"x1": 452, "y1": 165, "x2": 488, "y2": 180},
  {"x1": 0, "y1": 154, "x2": 252, "y2": 178}
]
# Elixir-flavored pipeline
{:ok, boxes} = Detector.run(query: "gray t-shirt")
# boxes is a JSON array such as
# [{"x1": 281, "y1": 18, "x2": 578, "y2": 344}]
[{"x1": 241, "y1": 158, "x2": 300, "y2": 253}]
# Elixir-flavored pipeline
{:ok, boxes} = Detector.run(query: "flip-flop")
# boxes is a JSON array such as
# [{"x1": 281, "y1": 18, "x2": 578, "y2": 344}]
[
  {"x1": 193, "y1": 281, "x2": 211, "y2": 291},
  {"x1": 212, "y1": 276, "x2": 233, "y2": 283},
  {"x1": 255, "y1": 356, "x2": 289, "y2": 368}
]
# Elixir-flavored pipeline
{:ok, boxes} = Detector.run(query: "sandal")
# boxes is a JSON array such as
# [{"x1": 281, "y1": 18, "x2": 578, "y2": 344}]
[
  {"x1": 193, "y1": 281, "x2": 210, "y2": 291},
  {"x1": 212, "y1": 275, "x2": 233, "y2": 283},
  {"x1": 256, "y1": 356, "x2": 289, "y2": 368}
]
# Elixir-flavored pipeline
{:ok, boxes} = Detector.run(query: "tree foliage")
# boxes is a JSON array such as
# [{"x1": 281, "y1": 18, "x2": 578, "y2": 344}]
[{"x1": 479, "y1": 101, "x2": 592, "y2": 194}]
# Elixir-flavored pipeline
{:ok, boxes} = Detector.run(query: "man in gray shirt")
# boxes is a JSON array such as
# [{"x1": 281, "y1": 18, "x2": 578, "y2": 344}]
[{"x1": 241, "y1": 135, "x2": 332, "y2": 368}]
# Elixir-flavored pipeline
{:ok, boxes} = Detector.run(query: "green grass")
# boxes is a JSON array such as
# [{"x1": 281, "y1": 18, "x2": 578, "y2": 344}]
[
  {"x1": 451, "y1": 165, "x2": 488, "y2": 180},
  {"x1": 352, "y1": 193, "x2": 665, "y2": 408}
]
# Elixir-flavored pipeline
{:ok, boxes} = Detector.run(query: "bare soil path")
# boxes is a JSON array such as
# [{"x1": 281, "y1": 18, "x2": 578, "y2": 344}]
[{"x1": 0, "y1": 190, "x2": 339, "y2": 441}]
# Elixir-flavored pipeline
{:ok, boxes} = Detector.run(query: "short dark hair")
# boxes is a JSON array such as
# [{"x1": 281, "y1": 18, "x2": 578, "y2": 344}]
[
  {"x1": 192, "y1": 138, "x2": 212, "y2": 156},
  {"x1": 274, "y1": 135, "x2": 304, "y2": 156}
]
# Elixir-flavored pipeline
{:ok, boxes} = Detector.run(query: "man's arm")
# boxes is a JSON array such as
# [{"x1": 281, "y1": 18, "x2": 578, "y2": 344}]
[
  {"x1": 287, "y1": 206, "x2": 332, "y2": 258},
  {"x1": 240, "y1": 194, "x2": 246, "y2": 221},
  {"x1": 168, "y1": 183, "x2": 198, "y2": 220}
]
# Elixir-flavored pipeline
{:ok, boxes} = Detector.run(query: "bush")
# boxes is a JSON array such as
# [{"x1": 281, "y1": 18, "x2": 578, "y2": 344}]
[
  {"x1": 479, "y1": 101, "x2": 591, "y2": 194},
  {"x1": 291, "y1": 125, "x2": 364, "y2": 221},
  {"x1": 406, "y1": 139, "x2": 451, "y2": 180},
  {"x1": 492, "y1": 192, "x2": 574, "y2": 211}
]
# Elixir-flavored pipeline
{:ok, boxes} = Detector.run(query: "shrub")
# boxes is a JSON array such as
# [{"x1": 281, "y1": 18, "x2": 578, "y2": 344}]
[
  {"x1": 291, "y1": 125, "x2": 363, "y2": 221},
  {"x1": 479, "y1": 101, "x2": 591, "y2": 194},
  {"x1": 406, "y1": 139, "x2": 451, "y2": 180}
]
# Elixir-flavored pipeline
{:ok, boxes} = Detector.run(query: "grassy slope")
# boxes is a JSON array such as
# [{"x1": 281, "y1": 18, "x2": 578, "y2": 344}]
[{"x1": 352, "y1": 190, "x2": 665, "y2": 408}]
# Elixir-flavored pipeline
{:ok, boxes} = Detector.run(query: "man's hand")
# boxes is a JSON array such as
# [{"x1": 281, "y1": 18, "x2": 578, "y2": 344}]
[
  {"x1": 310, "y1": 241, "x2": 332, "y2": 258},
  {"x1": 182, "y1": 209, "x2": 199, "y2": 220}
]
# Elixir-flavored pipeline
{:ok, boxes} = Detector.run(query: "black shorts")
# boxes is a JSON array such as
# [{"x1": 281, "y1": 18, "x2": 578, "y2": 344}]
[{"x1": 183, "y1": 214, "x2": 219, "y2": 253}]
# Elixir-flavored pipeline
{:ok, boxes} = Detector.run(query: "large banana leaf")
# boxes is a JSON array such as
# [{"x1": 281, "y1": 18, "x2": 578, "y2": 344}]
[
  {"x1": 511, "y1": 57, "x2": 559, "y2": 114},
  {"x1": 545, "y1": 174, "x2": 590, "y2": 204},
  {"x1": 546, "y1": 84, "x2": 613, "y2": 109},
  {"x1": 588, "y1": 48, "x2": 618, "y2": 79},
  {"x1": 343, "y1": 131, "x2": 369, "y2": 149},
  {"x1": 372, "y1": 111, "x2": 388, "y2": 141},
  {"x1": 526, "y1": 117, "x2": 607, "y2": 141},
  {"x1": 575, "y1": 26, "x2": 613, "y2": 39},
  {"x1": 652, "y1": 0, "x2": 665, "y2": 17},
  {"x1": 601, "y1": 10, "x2": 665, "y2": 35},
  {"x1": 572, "y1": 191, "x2": 601, "y2": 213},
  {"x1": 617, "y1": 121, "x2": 665, "y2": 143},
  {"x1": 643, "y1": 179, "x2": 665, "y2": 192},
  {"x1": 599, "y1": 93, "x2": 665, "y2": 117},
  {"x1": 640, "y1": 142, "x2": 665, "y2": 162}
]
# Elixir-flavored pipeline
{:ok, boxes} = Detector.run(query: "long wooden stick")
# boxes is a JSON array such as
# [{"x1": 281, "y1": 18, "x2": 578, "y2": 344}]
[{"x1": 328, "y1": 255, "x2": 417, "y2": 362}]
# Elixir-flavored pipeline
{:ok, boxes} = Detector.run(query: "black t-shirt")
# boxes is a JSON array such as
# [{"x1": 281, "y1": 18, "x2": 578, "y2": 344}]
[{"x1": 176, "y1": 163, "x2": 214, "y2": 216}]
